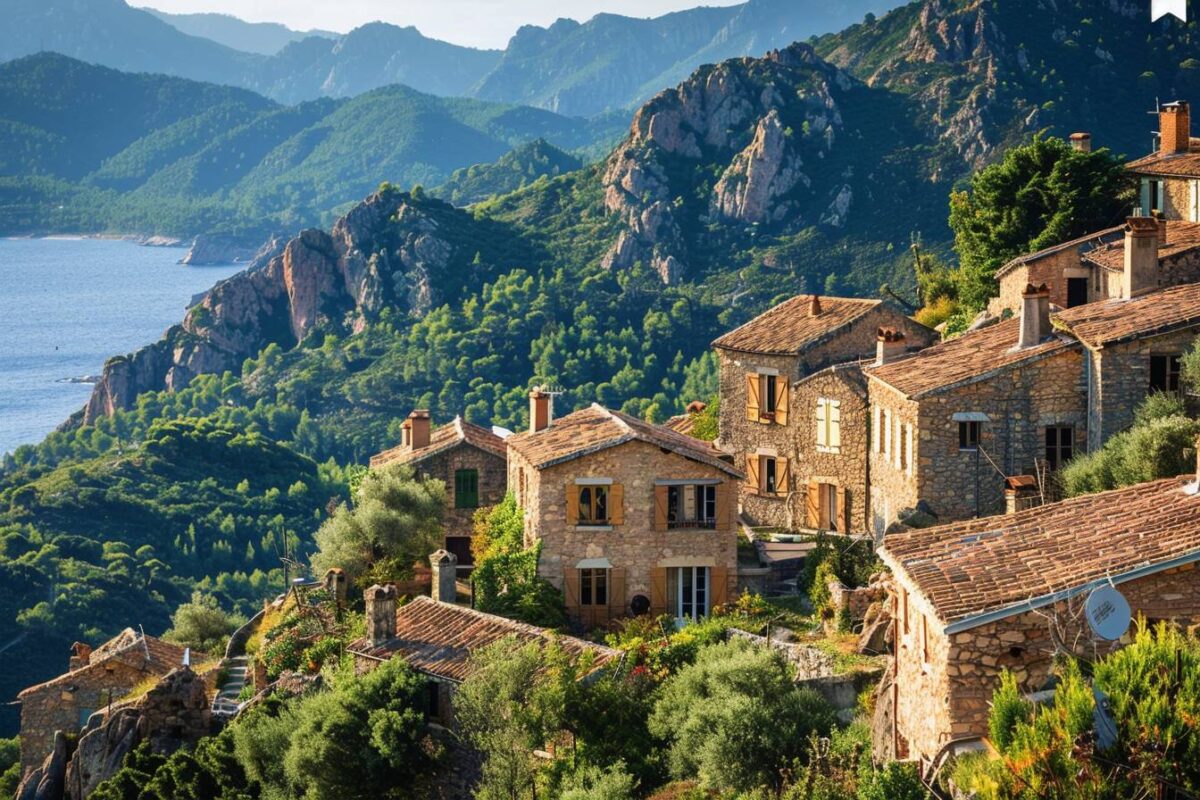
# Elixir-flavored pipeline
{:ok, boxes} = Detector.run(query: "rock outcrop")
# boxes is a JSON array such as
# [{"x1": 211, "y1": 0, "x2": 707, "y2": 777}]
[
  {"x1": 18, "y1": 667, "x2": 211, "y2": 800},
  {"x1": 83, "y1": 189, "x2": 457, "y2": 423}
]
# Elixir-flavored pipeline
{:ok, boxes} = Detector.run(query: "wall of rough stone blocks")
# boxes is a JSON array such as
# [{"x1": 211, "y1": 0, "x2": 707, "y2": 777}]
[
  {"x1": 871, "y1": 346, "x2": 1086, "y2": 528},
  {"x1": 513, "y1": 439, "x2": 738, "y2": 619},
  {"x1": 891, "y1": 563, "x2": 1200, "y2": 763},
  {"x1": 1093, "y1": 327, "x2": 1200, "y2": 447},
  {"x1": 866, "y1": 379, "x2": 921, "y2": 536},
  {"x1": 406, "y1": 443, "x2": 507, "y2": 545},
  {"x1": 995, "y1": 248, "x2": 1093, "y2": 315},
  {"x1": 1161, "y1": 177, "x2": 1195, "y2": 222}
]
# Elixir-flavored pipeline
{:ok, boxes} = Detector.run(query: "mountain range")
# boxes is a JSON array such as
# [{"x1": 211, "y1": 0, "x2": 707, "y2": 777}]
[
  {"x1": 141, "y1": 8, "x2": 337, "y2": 55},
  {"x1": 5, "y1": 0, "x2": 900, "y2": 116}
]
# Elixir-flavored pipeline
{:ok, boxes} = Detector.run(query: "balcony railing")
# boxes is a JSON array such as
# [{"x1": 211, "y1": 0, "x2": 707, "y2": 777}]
[{"x1": 667, "y1": 518, "x2": 718, "y2": 530}]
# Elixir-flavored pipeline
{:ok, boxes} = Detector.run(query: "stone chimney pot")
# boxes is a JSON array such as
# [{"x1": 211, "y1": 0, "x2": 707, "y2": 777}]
[
  {"x1": 1123, "y1": 217, "x2": 1160, "y2": 299},
  {"x1": 364, "y1": 584, "x2": 397, "y2": 647},
  {"x1": 405, "y1": 410, "x2": 431, "y2": 450},
  {"x1": 529, "y1": 387, "x2": 553, "y2": 433},
  {"x1": 809, "y1": 294, "x2": 822, "y2": 316},
  {"x1": 430, "y1": 549, "x2": 458, "y2": 604},
  {"x1": 1069, "y1": 132, "x2": 1092, "y2": 153},
  {"x1": 1017, "y1": 283, "x2": 1051, "y2": 349},
  {"x1": 1160, "y1": 101, "x2": 1191, "y2": 155},
  {"x1": 875, "y1": 327, "x2": 907, "y2": 366}
]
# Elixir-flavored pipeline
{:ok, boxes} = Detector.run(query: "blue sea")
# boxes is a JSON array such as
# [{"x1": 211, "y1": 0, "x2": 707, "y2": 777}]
[{"x1": 0, "y1": 238, "x2": 244, "y2": 456}]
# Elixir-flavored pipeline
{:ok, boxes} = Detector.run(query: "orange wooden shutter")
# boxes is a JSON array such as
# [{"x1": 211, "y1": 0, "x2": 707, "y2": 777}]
[
  {"x1": 564, "y1": 568, "x2": 581, "y2": 612},
  {"x1": 609, "y1": 484, "x2": 624, "y2": 525},
  {"x1": 746, "y1": 454, "x2": 760, "y2": 494},
  {"x1": 565, "y1": 483, "x2": 579, "y2": 525},
  {"x1": 650, "y1": 567, "x2": 668, "y2": 616},
  {"x1": 774, "y1": 381, "x2": 789, "y2": 425},
  {"x1": 710, "y1": 567, "x2": 728, "y2": 608},
  {"x1": 653, "y1": 485, "x2": 668, "y2": 531},
  {"x1": 837, "y1": 486, "x2": 850, "y2": 532},
  {"x1": 775, "y1": 457, "x2": 790, "y2": 496},
  {"x1": 746, "y1": 374, "x2": 761, "y2": 421},
  {"x1": 716, "y1": 481, "x2": 733, "y2": 530},
  {"x1": 608, "y1": 568, "x2": 626, "y2": 618},
  {"x1": 806, "y1": 481, "x2": 820, "y2": 527}
]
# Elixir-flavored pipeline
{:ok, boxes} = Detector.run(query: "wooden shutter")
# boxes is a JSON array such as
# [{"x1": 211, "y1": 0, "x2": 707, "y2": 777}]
[
  {"x1": 716, "y1": 481, "x2": 735, "y2": 530},
  {"x1": 650, "y1": 567, "x2": 668, "y2": 616},
  {"x1": 775, "y1": 457, "x2": 790, "y2": 496},
  {"x1": 774, "y1": 381, "x2": 789, "y2": 425},
  {"x1": 564, "y1": 568, "x2": 581, "y2": 613},
  {"x1": 710, "y1": 567, "x2": 728, "y2": 608},
  {"x1": 815, "y1": 399, "x2": 827, "y2": 448},
  {"x1": 746, "y1": 374, "x2": 761, "y2": 422},
  {"x1": 837, "y1": 486, "x2": 850, "y2": 533},
  {"x1": 806, "y1": 481, "x2": 820, "y2": 528},
  {"x1": 653, "y1": 485, "x2": 669, "y2": 531},
  {"x1": 872, "y1": 405, "x2": 881, "y2": 452},
  {"x1": 608, "y1": 568, "x2": 626, "y2": 618},
  {"x1": 906, "y1": 423, "x2": 914, "y2": 475},
  {"x1": 746, "y1": 454, "x2": 761, "y2": 494},
  {"x1": 609, "y1": 484, "x2": 624, "y2": 525},
  {"x1": 830, "y1": 400, "x2": 842, "y2": 449},
  {"x1": 565, "y1": 483, "x2": 579, "y2": 525}
]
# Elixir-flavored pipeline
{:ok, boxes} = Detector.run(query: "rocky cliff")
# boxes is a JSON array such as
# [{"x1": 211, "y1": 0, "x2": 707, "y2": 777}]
[{"x1": 83, "y1": 189, "x2": 458, "y2": 423}]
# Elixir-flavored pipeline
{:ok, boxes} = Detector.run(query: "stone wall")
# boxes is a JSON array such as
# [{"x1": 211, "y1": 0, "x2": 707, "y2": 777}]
[
  {"x1": 890, "y1": 563, "x2": 1200, "y2": 763},
  {"x1": 512, "y1": 439, "x2": 738, "y2": 623},
  {"x1": 827, "y1": 577, "x2": 880, "y2": 622},
  {"x1": 871, "y1": 346, "x2": 1086, "y2": 529},
  {"x1": 1092, "y1": 327, "x2": 1200, "y2": 448},
  {"x1": 995, "y1": 246, "x2": 1094, "y2": 315},
  {"x1": 406, "y1": 443, "x2": 507, "y2": 555},
  {"x1": 1161, "y1": 176, "x2": 1194, "y2": 222},
  {"x1": 867, "y1": 379, "x2": 921, "y2": 537}
]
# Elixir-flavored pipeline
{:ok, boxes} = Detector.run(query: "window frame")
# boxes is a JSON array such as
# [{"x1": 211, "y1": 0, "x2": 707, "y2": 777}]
[
  {"x1": 670, "y1": 566, "x2": 710, "y2": 622},
  {"x1": 762, "y1": 456, "x2": 777, "y2": 495},
  {"x1": 454, "y1": 468, "x2": 480, "y2": 509},
  {"x1": 1044, "y1": 425, "x2": 1075, "y2": 471},
  {"x1": 958, "y1": 420, "x2": 981, "y2": 451},
  {"x1": 1149, "y1": 354, "x2": 1182, "y2": 395},
  {"x1": 577, "y1": 485, "x2": 611, "y2": 525},
  {"x1": 579, "y1": 568, "x2": 609, "y2": 607},
  {"x1": 667, "y1": 484, "x2": 718, "y2": 529}
]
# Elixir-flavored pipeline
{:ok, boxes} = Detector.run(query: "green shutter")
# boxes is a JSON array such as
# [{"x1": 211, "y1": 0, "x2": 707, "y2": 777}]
[{"x1": 454, "y1": 469, "x2": 479, "y2": 508}]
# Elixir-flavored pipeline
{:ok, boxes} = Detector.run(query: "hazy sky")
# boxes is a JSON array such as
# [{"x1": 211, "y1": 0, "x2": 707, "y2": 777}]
[{"x1": 140, "y1": 0, "x2": 745, "y2": 49}]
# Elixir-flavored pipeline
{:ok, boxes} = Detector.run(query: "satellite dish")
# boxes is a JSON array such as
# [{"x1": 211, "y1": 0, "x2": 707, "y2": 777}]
[{"x1": 1085, "y1": 586, "x2": 1132, "y2": 641}]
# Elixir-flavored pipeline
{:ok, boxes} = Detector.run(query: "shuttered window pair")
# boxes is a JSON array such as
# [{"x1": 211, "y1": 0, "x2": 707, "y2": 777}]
[
  {"x1": 565, "y1": 483, "x2": 624, "y2": 525},
  {"x1": 815, "y1": 398, "x2": 841, "y2": 453},
  {"x1": 746, "y1": 373, "x2": 788, "y2": 425},
  {"x1": 654, "y1": 482, "x2": 734, "y2": 530},
  {"x1": 805, "y1": 481, "x2": 850, "y2": 532},
  {"x1": 565, "y1": 567, "x2": 626, "y2": 626},
  {"x1": 649, "y1": 566, "x2": 728, "y2": 619},
  {"x1": 746, "y1": 454, "x2": 788, "y2": 497}
]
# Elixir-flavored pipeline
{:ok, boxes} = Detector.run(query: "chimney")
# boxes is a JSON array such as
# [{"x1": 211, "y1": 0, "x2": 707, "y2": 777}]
[
  {"x1": 1069, "y1": 132, "x2": 1092, "y2": 153},
  {"x1": 809, "y1": 294, "x2": 823, "y2": 316},
  {"x1": 404, "y1": 410, "x2": 431, "y2": 450},
  {"x1": 430, "y1": 549, "x2": 458, "y2": 604},
  {"x1": 323, "y1": 568, "x2": 347, "y2": 607},
  {"x1": 1123, "y1": 217, "x2": 1160, "y2": 299},
  {"x1": 69, "y1": 642, "x2": 93, "y2": 671},
  {"x1": 1156, "y1": 212, "x2": 1169, "y2": 244},
  {"x1": 1005, "y1": 476, "x2": 1040, "y2": 514},
  {"x1": 875, "y1": 327, "x2": 907, "y2": 366},
  {"x1": 364, "y1": 584, "x2": 397, "y2": 647},
  {"x1": 1160, "y1": 101, "x2": 1191, "y2": 155},
  {"x1": 529, "y1": 387, "x2": 553, "y2": 433},
  {"x1": 1017, "y1": 283, "x2": 1051, "y2": 349}
]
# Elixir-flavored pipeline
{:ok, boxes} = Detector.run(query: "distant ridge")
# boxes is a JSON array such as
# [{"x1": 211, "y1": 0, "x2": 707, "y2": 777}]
[{"x1": 141, "y1": 8, "x2": 338, "y2": 56}]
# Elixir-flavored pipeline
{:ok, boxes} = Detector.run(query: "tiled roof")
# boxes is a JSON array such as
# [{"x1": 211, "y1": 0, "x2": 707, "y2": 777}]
[
  {"x1": 663, "y1": 414, "x2": 696, "y2": 436},
  {"x1": 505, "y1": 404, "x2": 742, "y2": 476},
  {"x1": 994, "y1": 226, "x2": 1123, "y2": 280},
  {"x1": 1053, "y1": 282, "x2": 1200, "y2": 347},
  {"x1": 880, "y1": 476, "x2": 1200, "y2": 632},
  {"x1": 346, "y1": 596, "x2": 621, "y2": 682},
  {"x1": 370, "y1": 417, "x2": 507, "y2": 468},
  {"x1": 866, "y1": 319, "x2": 1075, "y2": 399},
  {"x1": 1081, "y1": 221, "x2": 1200, "y2": 272},
  {"x1": 1127, "y1": 148, "x2": 1200, "y2": 178},
  {"x1": 18, "y1": 629, "x2": 191, "y2": 698},
  {"x1": 711, "y1": 295, "x2": 883, "y2": 355}
]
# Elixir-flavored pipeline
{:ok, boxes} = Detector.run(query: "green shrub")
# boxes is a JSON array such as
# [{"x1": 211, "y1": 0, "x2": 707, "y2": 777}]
[{"x1": 986, "y1": 672, "x2": 1030, "y2": 752}]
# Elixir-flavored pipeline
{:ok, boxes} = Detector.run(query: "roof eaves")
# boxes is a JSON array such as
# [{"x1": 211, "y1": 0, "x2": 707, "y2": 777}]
[{"x1": 908, "y1": 339, "x2": 1078, "y2": 399}]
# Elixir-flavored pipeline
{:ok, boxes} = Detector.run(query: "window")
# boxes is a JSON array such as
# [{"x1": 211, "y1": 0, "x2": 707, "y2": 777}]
[
  {"x1": 763, "y1": 374, "x2": 777, "y2": 414},
  {"x1": 746, "y1": 372, "x2": 788, "y2": 424},
  {"x1": 901, "y1": 588, "x2": 909, "y2": 636},
  {"x1": 1044, "y1": 426, "x2": 1074, "y2": 471},
  {"x1": 670, "y1": 566, "x2": 709, "y2": 621},
  {"x1": 816, "y1": 398, "x2": 841, "y2": 453},
  {"x1": 1066, "y1": 277, "x2": 1088, "y2": 308},
  {"x1": 577, "y1": 485, "x2": 610, "y2": 525},
  {"x1": 898, "y1": 424, "x2": 908, "y2": 471},
  {"x1": 905, "y1": 423, "x2": 914, "y2": 476},
  {"x1": 821, "y1": 483, "x2": 839, "y2": 531},
  {"x1": 454, "y1": 469, "x2": 479, "y2": 508},
  {"x1": 921, "y1": 614, "x2": 931, "y2": 665},
  {"x1": 1150, "y1": 354, "x2": 1182, "y2": 394},
  {"x1": 667, "y1": 484, "x2": 718, "y2": 529},
  {"x1": 882, "y1": 409, "x2": 891, "y2": 458},
  {"x1": 579, "y1": 568, "x2": 608, "y2": 606},
  {"x1": 958, "y1": 420, "x2": 981, "y2": 451},
  {"x1": 872, "y1": 406, "x2": 881, "y2": 453},
  {"x1": 1145, "y1": 178, "x2": 1163, "y2": 214},
  {"x1": 763, "y1": 457, "x2": 777, "y2": 494}
]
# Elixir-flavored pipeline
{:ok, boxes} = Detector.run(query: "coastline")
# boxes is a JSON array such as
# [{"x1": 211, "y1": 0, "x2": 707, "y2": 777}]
[{"x1": 3, "y1": 232, "x2": 190, "y2": 247}]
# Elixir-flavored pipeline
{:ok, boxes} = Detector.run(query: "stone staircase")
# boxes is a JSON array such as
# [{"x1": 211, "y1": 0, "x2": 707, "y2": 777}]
[{"x1": 212, "y1": 655, "x2": 248, "y2": 718}]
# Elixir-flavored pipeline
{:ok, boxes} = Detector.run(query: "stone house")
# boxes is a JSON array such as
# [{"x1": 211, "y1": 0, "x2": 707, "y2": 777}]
[
  {"x1": 876, "y1": 469, "x2": 1200, "y2": 766},
  {"x1": 506, "y1": 393, "x2": 743, "y2": 626},
  {"x1": 712, "y1": 294, "x2": 935, "y2": 531},
  {"x1": 370, "y1": 411, "x2": 508, "y2": 569},
  {"x1": 1127, "y1": 100, "x2": 1200, "y2": 222},
  {"x1": 16, "y1": 629, "x2": 191, "y2": 775},
  {"x1": 1054, "y1": 280, "x2": 1200, "y2": 449},
  {"x1": 347, "y1": 591, "x2": 619, "y2": 726},
  {"x1": 867, "y1": 287, "x2": 1087, "y2": 531}
]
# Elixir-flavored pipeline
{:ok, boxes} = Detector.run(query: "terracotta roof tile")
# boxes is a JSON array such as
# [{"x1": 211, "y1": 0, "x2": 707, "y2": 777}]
[
  {"x1": 1053, "y1": 282, "x2": 1200, "y2": 347},
  {"x1": 346, "y1": 596, "x2": 621, "y2": 682},
  {"x1": 880, "y1": 477, "x2": 1200, "y2": 630},
  {"x1": 663, "y1": 414, "x2": 696, "y2": 436},
  {"x1": 18, "y1": 629, "x2": 191, "y2": 698},
  {"x1": 1081, "y1": 221, "x2": 1200, "y2": 272},
  {"x1": 866, "y1": 319, "x2": 1075, "y2": 399},
  {"x1": 506, "y1": 404, "x2": 741, "y2": 476},
  {"x1": 994, "y1": 226, "x2": 1124, "y2": 280},
  {"x1": 1127, "y1": 148, "x2": 1200, "y2": 178},
  {"x1": 370, "y1": 417, "x2": 507, "y2": 468},
  {"x1": 712, "y1": 295, "x2": 883, "y2": 355}
]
